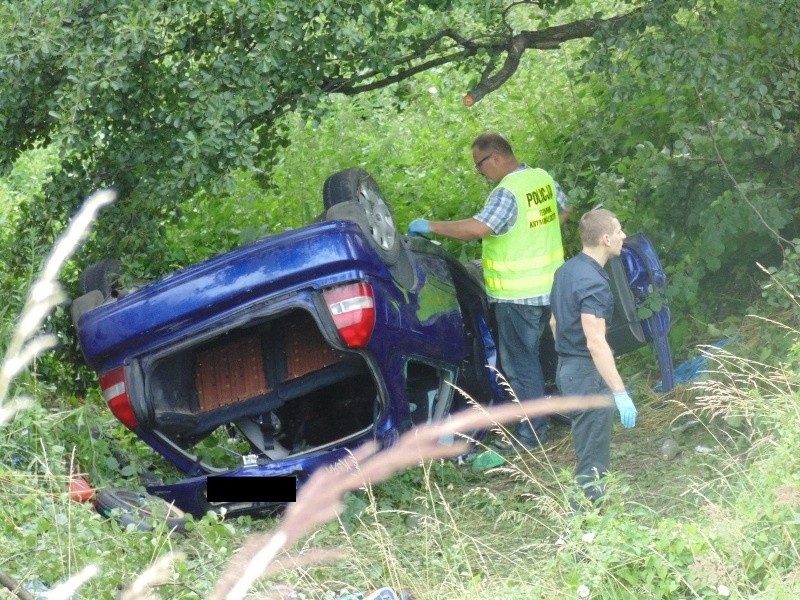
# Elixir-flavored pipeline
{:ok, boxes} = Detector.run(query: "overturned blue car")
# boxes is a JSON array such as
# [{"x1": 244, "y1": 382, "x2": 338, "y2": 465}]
[{"x1": 72, "y1": 167, "x2": 672, "y2": 518}]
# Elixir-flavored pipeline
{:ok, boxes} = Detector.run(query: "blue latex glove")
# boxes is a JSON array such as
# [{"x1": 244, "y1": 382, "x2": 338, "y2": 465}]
[
  {"x1": 408, "y1": 218, "x2": 431, "y2": 236},
  {"x1": 613, "y1": 391, "x2": 637, "y2": 428}
]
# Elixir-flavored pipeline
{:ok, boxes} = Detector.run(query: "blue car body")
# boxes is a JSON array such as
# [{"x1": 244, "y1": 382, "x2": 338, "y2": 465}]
[
  {"x1": 74, "y1": 170, "x2": 673, "y2": 518},
  {"x1": 76, "y1": 217, "x2": 503, "y2": 517}
]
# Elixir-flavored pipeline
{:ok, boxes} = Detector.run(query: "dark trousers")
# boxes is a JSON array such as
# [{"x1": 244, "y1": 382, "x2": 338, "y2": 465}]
[
  {"x1": 493, "y1": 302, "x2": 550, "y2": 442},
  {"x1": 556, "y1": 355, "x2": 615, "y2": 502}
]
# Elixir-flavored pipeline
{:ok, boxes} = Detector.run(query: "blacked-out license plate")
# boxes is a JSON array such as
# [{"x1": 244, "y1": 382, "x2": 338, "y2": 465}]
[{"x1": 206, "y1": 475, "x2": 297, "y2": 503}]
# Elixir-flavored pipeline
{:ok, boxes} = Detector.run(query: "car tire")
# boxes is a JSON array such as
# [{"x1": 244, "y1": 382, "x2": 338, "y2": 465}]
[
  {"x1": 95, "y1": 487, "x2": 187, "y2": 533},
  {"x1": 323, "y1": 168, "x2": 400, "y2": 266},
  {"x1": 79, "y1": 258, "x2": 122, "y2": 299}
]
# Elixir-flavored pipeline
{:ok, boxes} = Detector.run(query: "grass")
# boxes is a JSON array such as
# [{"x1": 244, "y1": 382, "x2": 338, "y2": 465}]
[
  {"x1": 2, "y1": 317, "x2": 800, "y2": 599},
  {"x1": 261, "y1": 337, "x2": 800, "y2": 599},
  {"x1": 2, "y1": 192, "x2": 800, "y2": 598}
]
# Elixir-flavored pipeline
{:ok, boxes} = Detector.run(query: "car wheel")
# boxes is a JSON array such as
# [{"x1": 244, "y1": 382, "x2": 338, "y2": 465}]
[
  {"x1": 95, "y1": 487, "x2": 187, "y2": 533},
  {"x1": 323, "y1": 168, "x2": 400, "y2": 266},
  {"x1": 79, "y1": 258, "x2": 122, "y2": 299}
]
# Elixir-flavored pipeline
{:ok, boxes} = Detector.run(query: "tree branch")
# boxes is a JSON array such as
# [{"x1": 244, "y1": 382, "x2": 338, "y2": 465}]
[
  {"x1": 325, "y1": 48, "x2": 476, "y2": 95},
  {"x1": 315, "y1": 6, "x2": 644, "y2": 106},
  {"x1": 689, "y1": 84, "x2": 791, "y2": 247},
  {"x1": 321, "y1": 28, "x2": 480, "y2": 94},
  {"x1": 464, "y1": 7, "x2": 643, "y2": 105},
  {"x1": 0, "y1": 569, "x2": 36, "y2": 600}
]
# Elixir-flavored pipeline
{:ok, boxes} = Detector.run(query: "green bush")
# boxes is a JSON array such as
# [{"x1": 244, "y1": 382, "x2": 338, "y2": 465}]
[{"x1": 761, "y1": 239, "x2": 800, "y2": 313}]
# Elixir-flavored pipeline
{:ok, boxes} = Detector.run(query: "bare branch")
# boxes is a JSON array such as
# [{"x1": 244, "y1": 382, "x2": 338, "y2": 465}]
[
  {"x1": 328, "y1": 49, "x2": 476, "y2": 95},
  {"x1": 0, "y1": 570, "x2": 37, "y2": 600},
  {"x1": 465, "y1": 8, "x2": 643, "y2": 105},
  {"x1": 322, "y1": 28, "x2": 481, "y2": 95},
  {"x1": 317, "y1": 6, "x2": 644, "y2": 106}
]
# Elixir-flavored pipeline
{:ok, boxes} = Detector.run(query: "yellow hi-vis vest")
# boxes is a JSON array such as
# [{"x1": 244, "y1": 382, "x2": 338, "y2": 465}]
[{"x1": 482, "y1": 168, "x2": 564, "y2": 300}]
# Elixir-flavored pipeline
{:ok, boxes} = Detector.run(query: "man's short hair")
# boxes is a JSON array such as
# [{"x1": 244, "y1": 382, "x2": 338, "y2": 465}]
[
  {"x1": 579, "y1": 208, "x2": 618, "y2": 247},
  {"x1": 472, "y1": 132, "x2": 514, "y2": 157}
]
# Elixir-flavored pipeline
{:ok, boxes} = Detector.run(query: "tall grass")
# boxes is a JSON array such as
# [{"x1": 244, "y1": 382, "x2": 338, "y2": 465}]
[
  {"x1": 248, "y1": 316, "x2": 800, "y2": 599},
  {"x1": 0, "y1": 190, "x2": 117, "y2": 599},
  {"x1": 0, "y1": 192, "x2": 608, "y2": 598},
  {"x1": 3, "y1": 189, "x2": 800, "y2": 598}
]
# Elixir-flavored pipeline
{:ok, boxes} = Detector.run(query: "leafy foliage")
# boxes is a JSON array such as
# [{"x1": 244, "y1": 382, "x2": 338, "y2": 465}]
[
  {"x1": 553, "y1": 0, "x2": 800, "y2": 312},
  {"x1": 0, "y1": 0, "x2": 660, "y2": 283},
  {"x1": 167, "y1": 0, "x2": 800, "y2": 328},
  {"x1": 761, "y1": 240, "x2": 800, "y2": 312},
  {"x1": 3, "y1": 0, "x2": 800, "y2": 594}
]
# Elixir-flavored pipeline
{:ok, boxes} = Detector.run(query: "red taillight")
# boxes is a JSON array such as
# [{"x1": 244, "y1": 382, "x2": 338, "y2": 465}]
[
  {"x1": 323, "y1": 282, "x2": 376, "y2": 348},
  {"x1": 99, "y1": 367, "x2": 139, "y2": 429}
]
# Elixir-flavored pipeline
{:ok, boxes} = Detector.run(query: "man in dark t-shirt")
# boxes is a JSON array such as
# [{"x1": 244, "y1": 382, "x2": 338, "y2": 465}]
[{"x1": 550, "y1": 208, "x2": 637, "y2": 505}]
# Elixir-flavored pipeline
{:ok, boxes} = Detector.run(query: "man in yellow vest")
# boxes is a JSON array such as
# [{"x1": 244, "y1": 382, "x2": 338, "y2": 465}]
[{"x1": 408, "y1": 132, "x2": 572, "y2": 448}]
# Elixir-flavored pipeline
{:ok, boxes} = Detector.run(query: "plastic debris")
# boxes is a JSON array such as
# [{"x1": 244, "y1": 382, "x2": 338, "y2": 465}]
[
  {"x1": 405, "y1": 513, "x2": 423, "y2": 530},
  {"x1": 338, "y1": 587, "x2": 411, "y2": 600},
  {"x1": 654, "y1": 339, "x2": 732, "y2": 392},
  {"x1": 671, "y1": 419, "x2": 699, "y2": 434},
  {"x1": 68, "y1": 475, "x2": 96, "y2": 503},
  {"x1": 471, "y1": 450, "x2": 506, "y2": 472}
]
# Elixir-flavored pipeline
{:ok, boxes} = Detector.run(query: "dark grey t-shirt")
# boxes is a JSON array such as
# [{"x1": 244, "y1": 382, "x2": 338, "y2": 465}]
[{"x1": 551, "y1": 252, "x2": 614, "y2": 357}]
